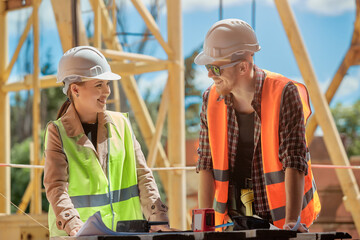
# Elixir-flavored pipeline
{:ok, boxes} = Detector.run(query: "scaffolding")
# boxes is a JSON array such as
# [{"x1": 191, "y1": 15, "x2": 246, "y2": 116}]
[{"x1": 0, "y1": 0, "x2": 360, "y2": 238}]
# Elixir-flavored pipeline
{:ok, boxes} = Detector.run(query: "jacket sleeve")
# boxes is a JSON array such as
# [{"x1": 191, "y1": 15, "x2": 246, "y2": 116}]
[
  {"x1": 196, "y1": 87, "x2": 213, "y2": 172},
  {"x1": 133, "y1": 136, "x2": 169, "y2": 222},
  {"x1": 278, "y1": 83, "x2": 308, "y2": 175},
  {"x1": 43, "y1": 123, "x2": 84, "y2": 235}
]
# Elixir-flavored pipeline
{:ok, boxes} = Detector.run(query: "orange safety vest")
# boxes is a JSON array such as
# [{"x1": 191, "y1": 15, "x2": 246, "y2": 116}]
[{"x1": 207, "y1": 70, "x2": 321, "y2": 230}]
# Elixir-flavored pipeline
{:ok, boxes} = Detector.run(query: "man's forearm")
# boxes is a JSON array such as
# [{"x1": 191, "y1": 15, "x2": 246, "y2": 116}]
[
  {"x1": 198, "y1": 169, "x2": 215, "y2": 208},
  {"x1": 284, "y1": 168, "x2": 305, "y2": 223}
]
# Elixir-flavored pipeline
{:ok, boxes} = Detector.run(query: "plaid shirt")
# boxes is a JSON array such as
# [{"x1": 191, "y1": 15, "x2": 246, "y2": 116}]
[{"x1": 197, "y1": 66, "x2": 309, "y2": 219}]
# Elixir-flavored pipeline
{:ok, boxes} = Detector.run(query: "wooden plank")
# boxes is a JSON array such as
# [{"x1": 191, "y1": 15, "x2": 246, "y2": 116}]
[
  {"x1": 130, "y1": 0, "x2": 172, "y2": 55},
  {"x1": 18, "y1": 156, "x2": 45, "y2": 214},
  {"x1": 4, "y1": 12, "x2": 33, "y2": 83},
  {"x1": 101, "y1": 49, "x2": 167, "y2": 63},
  {"x1": 5, "y1": 0, "x2": 32, "y2": 11},
  {"x1": 93, "y1": 0, "x2": 101, "y2": 48},
  {"x1": 306, "y1": 48, "x2": 353, "y2": 143},
  {"x1": 0, "y1": 1, "x2": 10, "y2": 214},
  {"x1": 166, "y1": 0, "x2": 186, "y2": 230},
  {"x1": 51, "y1": 0, "x2": 88, "y2": 52},
  {"x1": 147, "y1": 81, "x2": 169, "y2": 168},
  {"x1": 274, "y1": 0, "x2": 360, "y2": 236},
  {"x1": 32, "y1": 0, "x2": 42, "y2": 214},
  {"x1": 1, "y1": 75, "x2": 60, "y2": 92},
  {"x1": 306, "y1": 1, "x2": 360, "y2": 143},
  {"x1": 109, "y1": 61, "x2": 168, "y2": 75}
]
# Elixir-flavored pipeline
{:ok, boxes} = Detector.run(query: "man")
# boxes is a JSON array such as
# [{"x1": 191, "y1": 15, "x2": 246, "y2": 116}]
[{"x1": 195, "y1": 19, "x2": 320, "y2": 232}]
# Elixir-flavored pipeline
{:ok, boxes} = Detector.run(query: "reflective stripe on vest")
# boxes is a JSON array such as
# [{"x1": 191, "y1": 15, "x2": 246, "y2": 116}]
[
  {"x1": 261, "y1": 70, "x2": 321, "y2": 228},
  {"x1": 45, "y1": 111, "x2": 143, "y2": 237},
  {"x1": 207, "y1": 71, "x2": 321, "y2": 230}
]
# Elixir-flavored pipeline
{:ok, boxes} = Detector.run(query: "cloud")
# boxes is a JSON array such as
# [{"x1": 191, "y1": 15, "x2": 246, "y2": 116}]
[
  {"x1": 179, "y1": 0, "x2": 354, "y2": 16},
  {"x1": 335, "y1": 73, "x2": 360, "y2": 98},
  {"x1": 304, "y1": 0, "x2": 355, "y2": 16},
  {"x1": 138, "y1": 71, "x2": 168, "y2": 100},
  {"x1": 181, "y1": 0, "x2": 251, "y2": 12}
]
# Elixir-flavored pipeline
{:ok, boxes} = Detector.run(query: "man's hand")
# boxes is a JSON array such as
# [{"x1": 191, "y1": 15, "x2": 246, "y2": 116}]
[
  {"x1": 198, "y1": 170, "x2": 215, "y2": 208},
  {"x1": 150, "y1": 224, "x2": 179, "y2": 232},
  {"x1": 283, "y1": 222, "x2": 308, "y2": 233}
]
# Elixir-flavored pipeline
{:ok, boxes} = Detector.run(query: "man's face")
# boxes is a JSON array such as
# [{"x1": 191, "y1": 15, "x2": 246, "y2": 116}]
[{"x1": 207, "y1": 60, "x2": 239, "y2": 96}]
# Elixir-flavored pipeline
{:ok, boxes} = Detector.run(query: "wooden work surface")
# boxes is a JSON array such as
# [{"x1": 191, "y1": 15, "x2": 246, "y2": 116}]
[{"x1": 51, "y1": 230, "x2": 352, "y2": 240}]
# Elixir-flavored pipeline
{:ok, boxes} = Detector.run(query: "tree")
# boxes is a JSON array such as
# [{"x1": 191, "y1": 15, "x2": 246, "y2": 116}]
[{"x1": 332, "y1": 99, "x2": 360, "y2": 157}]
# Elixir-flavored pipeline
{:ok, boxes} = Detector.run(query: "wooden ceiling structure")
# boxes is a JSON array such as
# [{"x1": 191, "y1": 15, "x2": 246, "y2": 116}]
[{"x1": 0, "y1": 0, "x2": 359, "y2": 236}]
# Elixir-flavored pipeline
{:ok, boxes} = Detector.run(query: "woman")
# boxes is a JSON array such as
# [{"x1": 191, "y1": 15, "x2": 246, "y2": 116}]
[{"x1": 44, "y1": 46, "x2": 169, "y2": 237}]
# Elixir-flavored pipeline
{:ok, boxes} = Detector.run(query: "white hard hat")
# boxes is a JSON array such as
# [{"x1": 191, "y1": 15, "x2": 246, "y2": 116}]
[
  {"x1": 57, "y1": 46, "x2": 121, "y2": 94},
  {"x1": 194, "y1": 19, "x2": 260, "y2": 65}
]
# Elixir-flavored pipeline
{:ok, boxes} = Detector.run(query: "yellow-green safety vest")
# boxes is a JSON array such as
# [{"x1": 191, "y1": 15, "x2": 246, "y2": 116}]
[{"x1": 45, "y1": 111, "x2": 143, "y2": 237}]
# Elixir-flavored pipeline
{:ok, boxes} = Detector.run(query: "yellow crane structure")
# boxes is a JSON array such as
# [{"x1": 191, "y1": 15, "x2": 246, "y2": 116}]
[{"x1": 0, "y1": 0, "x2": 359, "y2": 239}]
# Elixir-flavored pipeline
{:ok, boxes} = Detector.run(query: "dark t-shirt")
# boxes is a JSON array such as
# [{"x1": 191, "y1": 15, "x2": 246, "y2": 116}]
[
  {"x1": 82, "y1": 122, "x2": 98, "y2": 150},
  {"x1": 231, "y1": 111, "x2": 255, "y2": 189}
]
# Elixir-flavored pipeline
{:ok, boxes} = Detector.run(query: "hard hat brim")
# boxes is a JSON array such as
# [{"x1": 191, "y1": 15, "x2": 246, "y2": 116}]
[
  {"x1": 194, "y1": 51, "x2": 217, "y2": 65},
  {"x1": 56, "y1": 71, "x2": 121, "y2": 83},
  {"x1": 81, "y1": 71, "x2": 121, "y2": 82}
]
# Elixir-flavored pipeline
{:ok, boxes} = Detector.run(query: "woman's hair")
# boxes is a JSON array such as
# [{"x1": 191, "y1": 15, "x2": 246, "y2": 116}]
[{"x1": 56, "y1": 82, "x2": 85, "y2": 119}]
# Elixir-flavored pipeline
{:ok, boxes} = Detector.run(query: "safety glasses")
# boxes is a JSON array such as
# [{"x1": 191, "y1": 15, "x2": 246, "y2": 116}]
[{"x1": 205, "y1": 59, "x2": 243, "y2": 76}]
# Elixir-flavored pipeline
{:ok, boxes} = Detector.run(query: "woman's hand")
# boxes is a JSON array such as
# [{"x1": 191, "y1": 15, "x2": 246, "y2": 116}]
[{"x1": 69, "y1": 226, "x2": 82, "y2": 236}]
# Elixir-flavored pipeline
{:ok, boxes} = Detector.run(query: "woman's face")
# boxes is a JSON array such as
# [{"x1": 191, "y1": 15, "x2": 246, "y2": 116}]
[{"x1": 71, "y1": 79, "x2": 111, "y2": 115}]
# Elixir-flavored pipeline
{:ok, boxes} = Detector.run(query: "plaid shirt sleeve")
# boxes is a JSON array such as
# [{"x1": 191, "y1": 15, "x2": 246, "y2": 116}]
[
  {"x1": 279, "y1": 83, "x2": 309, "y2": 175},
  {"x1": 196, "y1": 87, "x2": 213, "y2": 172}
]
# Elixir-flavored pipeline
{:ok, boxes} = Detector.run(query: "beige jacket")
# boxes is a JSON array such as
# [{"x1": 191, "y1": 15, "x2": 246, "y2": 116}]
[{"x1": 43, "y1": 103, "x2": 168, "y2": 235}]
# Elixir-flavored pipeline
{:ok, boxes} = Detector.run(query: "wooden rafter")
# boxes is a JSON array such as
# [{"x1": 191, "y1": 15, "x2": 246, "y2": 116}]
[
  {"x1": 275, "y1": 0, "x2": 360, "y2": 236},
  {"x1": 306, "y1": 0, "x2": 360, "y2": 142}
]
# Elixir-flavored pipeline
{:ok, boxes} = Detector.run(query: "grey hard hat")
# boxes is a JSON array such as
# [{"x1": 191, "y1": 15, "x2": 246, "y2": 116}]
[
  {"x1": 194, "y1": 19, "x2": 261, "y2": 65},
  {"x1": 57, "y1": 46, "x2": 121, "y2": 94}
]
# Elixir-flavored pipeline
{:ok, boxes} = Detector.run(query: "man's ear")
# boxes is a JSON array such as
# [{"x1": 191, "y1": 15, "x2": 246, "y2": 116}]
[{"x1": 238, "y1": 61, "x2": 249, "y2": 75}]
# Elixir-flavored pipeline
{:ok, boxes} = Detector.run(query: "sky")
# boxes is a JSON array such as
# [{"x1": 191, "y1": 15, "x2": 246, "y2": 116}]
[{"x1": 5, "y1": 0, "x2": 360, "y2": 110}]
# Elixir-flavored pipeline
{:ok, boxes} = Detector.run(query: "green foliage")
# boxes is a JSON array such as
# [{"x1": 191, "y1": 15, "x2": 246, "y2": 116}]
[
  {"x1": 332, "y1": 99, "x2": 360, "y2": 157},
  {"x1": 10, "y1": 138, "x2": 31, "y2": 213},
  {"x1": 10, "y1": 135, "x2": 48, "y2": 213}
]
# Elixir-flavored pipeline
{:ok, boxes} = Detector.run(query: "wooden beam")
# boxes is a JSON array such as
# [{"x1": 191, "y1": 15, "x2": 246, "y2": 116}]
[
  {"x1": 101, "y1": 49, "x2": 167, "y2": 63},
  {"x1": 166, "y1": 0, "x2": 186, "y2": 230},
  {"x1": 93, "y1": 0, "x2": 101, "y2": 48},
  {"x1": 147, "y1": 81, "x2": 169, "y2": 168},
  {"x1": 275, "y1": 0, "x2": 360, "y2": 235},
  {"x1": 305, "y1": 0, "x2": 360, "y2": 142},
  {"x1": 130, "y1": 0, "x2": 173, "y2": 55},
  {"x1": 306, "y1": 50, "x2": 354, "y2": 142},
  {"x1": 1, "y1": 75, "x2": 60, "y2": 92},
  {"x1": 51, "y1": 0, "x2": 88, "y2": 52},
  {"x1": 120, "y1": 75, "x2": 170, "y2": 169},
  {"x1": 4, "y1": 13, "x2": 33, "y2": 83},
  {"x1": 17, "y1": 157, "x2": 44, "y2": 214},
  {"x1": 0, "y1": 2, "x2": 10, "y2": 214},
  {"x1": 5, "y1": 0, "x2": 32, "y2": 11},
  {"x1": 32, "y1": 0, "x2": 42, "y2": 214},
  {"x1": 109, "y1": 61, "x2": 168, "y2": 75}
]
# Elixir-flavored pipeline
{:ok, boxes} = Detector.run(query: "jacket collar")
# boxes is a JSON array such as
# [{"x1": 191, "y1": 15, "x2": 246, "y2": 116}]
[{"x1": 60, "y1": 102, "x2": 114, "y2": 138}]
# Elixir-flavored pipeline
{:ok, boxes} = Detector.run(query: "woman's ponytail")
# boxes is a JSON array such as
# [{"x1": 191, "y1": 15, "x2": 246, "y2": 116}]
[{"x1": 56, "y1": 98, "x2": 71, "y2": 119}]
